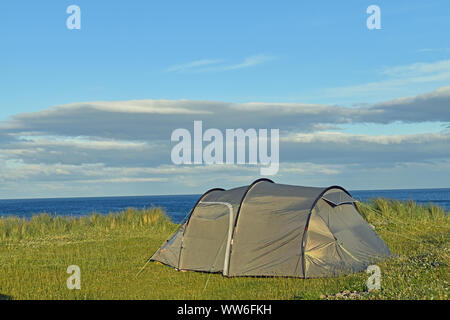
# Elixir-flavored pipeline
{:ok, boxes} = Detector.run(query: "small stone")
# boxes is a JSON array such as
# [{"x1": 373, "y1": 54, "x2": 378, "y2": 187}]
[
  {"x1": 343, "y1": 290, "x2": 351, "y2": 295},
  {"x1": 319, "y1": 294, "x2": 326, "y2": 299}
]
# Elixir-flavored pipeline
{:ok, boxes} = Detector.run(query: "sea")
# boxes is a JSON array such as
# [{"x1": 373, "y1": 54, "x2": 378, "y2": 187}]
[{"x1": 0, "y1": 188, "x2": 448, "y2": 223}]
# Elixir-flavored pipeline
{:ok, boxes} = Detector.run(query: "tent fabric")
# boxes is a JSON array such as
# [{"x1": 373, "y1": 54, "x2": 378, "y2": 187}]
[{"x1": 150, "y1": 179, "x2": 391, "y2": 278}]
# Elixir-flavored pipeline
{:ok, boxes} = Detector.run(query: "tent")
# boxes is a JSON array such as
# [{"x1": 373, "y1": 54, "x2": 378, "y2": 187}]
[{"x1": 150, "y1": 179, "x2": 391, "y2": 278}]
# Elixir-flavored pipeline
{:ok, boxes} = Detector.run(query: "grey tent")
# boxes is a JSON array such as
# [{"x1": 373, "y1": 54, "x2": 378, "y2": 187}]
[{"x1": 151, "y1": 179, "x2": 390, "y2": 278}]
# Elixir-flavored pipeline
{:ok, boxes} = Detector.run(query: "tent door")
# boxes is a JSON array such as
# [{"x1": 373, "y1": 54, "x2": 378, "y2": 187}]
[{"x1": 199, "y1": 201, "x2": 234, "y2": 276}]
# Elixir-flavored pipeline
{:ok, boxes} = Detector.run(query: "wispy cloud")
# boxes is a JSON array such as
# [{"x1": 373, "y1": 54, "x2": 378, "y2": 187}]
[
  {"x1": 166, "y1": 59, "x2": 223, "y2": 72},
  {"x1": 381, "y1": 60, "x2": 450, "y2": 77},
  {"x1": 166, "y1": 54, "x2": 274, "y2": 73},
  {"x1": 210, "y1": 54, "x2": 275, "y2": 71},
  {"x1": 324, "y1": 59, "x2": 450, "y2": 98}
]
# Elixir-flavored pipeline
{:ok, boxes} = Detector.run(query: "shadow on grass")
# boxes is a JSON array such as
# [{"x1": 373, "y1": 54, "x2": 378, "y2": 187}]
[{"x1": 0, "y1": 294, "x2": 12, "y2": 300}]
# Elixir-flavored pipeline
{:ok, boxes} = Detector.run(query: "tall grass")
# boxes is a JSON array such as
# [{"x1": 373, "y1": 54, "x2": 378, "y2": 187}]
[
  {"x1": 0, "y1": 207, "x2": 174, "y2": 241},
  {"x1": 0, "y1": 200, "x2": 448, "y2": 300},
  {"x1": 355, "y1": 199, "x2": 449, "y2": 300}
]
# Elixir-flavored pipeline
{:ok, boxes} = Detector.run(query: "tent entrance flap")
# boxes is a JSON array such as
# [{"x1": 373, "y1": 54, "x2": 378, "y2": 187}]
[{"x1": 199, "y1": 202, "x2": 234, "y2": 275}]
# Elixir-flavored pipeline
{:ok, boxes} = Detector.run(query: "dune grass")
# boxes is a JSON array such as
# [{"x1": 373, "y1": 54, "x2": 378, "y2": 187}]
[{"x1": 0, "y1": 200, "x2": 448, "y2": 300}]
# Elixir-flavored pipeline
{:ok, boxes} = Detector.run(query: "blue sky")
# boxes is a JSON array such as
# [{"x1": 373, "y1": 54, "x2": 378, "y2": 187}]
[
  {"x1": 0, "y1": 1, "x2": 449, "y2": 198},
  {"x1": 2, "y1": 0, "x2": 449, "y2": 115}
]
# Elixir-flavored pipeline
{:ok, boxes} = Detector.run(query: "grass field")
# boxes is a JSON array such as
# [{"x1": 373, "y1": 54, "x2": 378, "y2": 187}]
[{"x1": 0, "y1": 199, "x2": 448, "y2": 300}]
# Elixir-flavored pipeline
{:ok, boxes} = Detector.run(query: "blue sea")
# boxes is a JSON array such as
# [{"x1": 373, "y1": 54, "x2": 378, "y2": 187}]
[{"x1": 0, "y1": 188, "x2": 448, "y2": 223}]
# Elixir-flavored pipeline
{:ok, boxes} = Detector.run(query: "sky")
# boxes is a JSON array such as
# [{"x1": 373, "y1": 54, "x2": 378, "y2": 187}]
[{"x1": 0, "y1": 1, "x2": 449, "y2": 198}]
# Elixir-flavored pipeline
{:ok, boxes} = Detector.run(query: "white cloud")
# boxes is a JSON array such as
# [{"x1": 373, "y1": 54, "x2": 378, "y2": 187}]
[
  {"x1": 214, "y1": 54, "x2": 274, "y2": 71},
  {"x1": 324, "y1": 59, "x2": 450, "y2": 98},
  {"x1": 17, "y1": 137, "x2": 149, "y2": 150},
  {"x1": 3, "y1": 86, "x2": 449, "y2": 143},
  {"x1": 166, "y1": 54, "x2": 274, "y2": 73},
  {"x1": 166, "y1": 59, "x2": 223, "y2": 72},
  {"x1": 0, "y1": 86, "x2": 449, "y2": 197},
  {"x1": 282, "y1": 131, "x2": 450, "y2": 145},
  {"x1": 381, "y1": 60, "x2": 450, "y2": 77},
  {"x1": 278, "y1": 162, "x2": 342, "y2": 175}
]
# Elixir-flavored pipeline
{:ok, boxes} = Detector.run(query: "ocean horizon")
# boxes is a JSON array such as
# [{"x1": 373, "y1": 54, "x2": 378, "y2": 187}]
[{"x1": 0, "y1": 187, "x2": 448, "y2": 223}]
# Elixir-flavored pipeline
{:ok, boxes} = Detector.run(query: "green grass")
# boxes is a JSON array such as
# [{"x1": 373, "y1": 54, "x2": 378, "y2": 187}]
[{"x1": 0, "y1": 200, "x2": 448, "y2": 300}]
